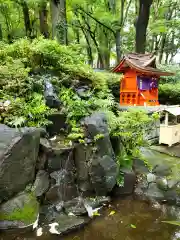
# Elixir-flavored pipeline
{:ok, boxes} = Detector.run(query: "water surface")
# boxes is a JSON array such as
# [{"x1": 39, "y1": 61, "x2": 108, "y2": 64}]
[{"x1": 1, "y1": 197, "x2": 180, "y2": 240}]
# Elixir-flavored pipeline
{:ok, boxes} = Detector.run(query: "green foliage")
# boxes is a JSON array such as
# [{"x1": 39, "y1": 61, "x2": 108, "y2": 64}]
[
  {"x1": 107, "y1": 109, "x2": 154, "y2": 183},
  {"x1": 0, "y1": 38, "x2": 118, "y2": 127},
  {"x1": 1, "y1": 93, "x2": 53, "y2": 127},
  {"x1": 1, "y1": 38, "x2": 116, "y2": 90},
  {"x1": 58, "y1": 85, "x2": 116, "y2": 141},
  {"x1": 94, "y1": 133, "x2": 104, "y2": 141},
  {"x1": 159, "y1": 83, "x2": 180, "y2": 105},
  {"x1": 116, "y1": 172, "x2": 124, "y2": 187},
  {"x1": 117, "y1": 152, "x2": 133, "y2": 169},
  {"x1": 59, "y1": 85, "x2": 153, "y2": 168},
  {"x1": 107, "y1": 110, "x2": 152, "y2": 157},
  {"x1": 158, "y1": 65, "x2": 180, "y2": 105},
  {"x1": 159, "y1": 65, "x2": 180, "y2": 84},
  {"x1": 0, "y1": 0, "x2": 179, "y2": 67},
  {"x1": 59, "y1": 86, "x2": 92, "y2": 123}
]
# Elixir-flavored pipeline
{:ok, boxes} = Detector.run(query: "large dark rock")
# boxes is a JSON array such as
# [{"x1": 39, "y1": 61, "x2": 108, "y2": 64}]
[
  {"x1": 0, "y1": 124, "x2": 40, "y2": 201},
  {"x1": 46, "y1": 112, "x2": 67, "y2": 137},
  {"x1": 112, "y1": 168, "x2": 136, "y2": 197},
  {"x1": 38, "y1": 137, "x2": 75, "y2": 173},
  {"x1": 44, "y1": 77, "x2": 61, "y2": 109},
  {"x1": 55, "y1": 214, "x2": 88, "y2": 234},
  {"x1": 133, "y1": 158, "x2": 149, "y2": 174},
  {"x1": 39, "y1": 204, "x2": 60, "y2": 224},
  {"x1": 0, "y1": 191, "x2": 39, "y2": 230},
  {"x1": 83, "y1": 112, "x2": 115, "y2": 157},
  {"x1": 36, "y1": 138, "x2": 52, "y2": 170},
  {"x1": 75, "y1": 112, "x2": 118, "y2": 196},
  {"x1": 89, "y1": 155, "x2": 117, "y2": 196},
  {"x1": 47, "y1": 146, "x2": 75, "y2": 173},
  {"x1": 84, "y1": 196, "x2": 110, "y2": 209},
  {"x1": 152, "y1": 164, "x2": 172, "y2": 177},
  {"x1": 75, "y1": 85, "x2": 92, "y2": 99},
  {"x1": 164, "y1": 190, "x2": 178, "y2": 205},
  {"x1": 144, "y1": 183, "x2": 164, "y2": 201},
  {"x1": 63, "y1": 197, "x2": 87, "y2": 216},
  {"x1": 32, "y1": 170, "x2": 50, "y2": 197},
  {"x1": 46, "y1": 170, "x2": 78, "y2": 203},
  {"x1": 40, "y1": 138, "x2": 52, "y2": 153},
  {"x1": 110, "y1": 136, "x2": 122, "y2": 156},
  {"x1": 74, "y1": 144, "x2": 93, "y2": 194}
]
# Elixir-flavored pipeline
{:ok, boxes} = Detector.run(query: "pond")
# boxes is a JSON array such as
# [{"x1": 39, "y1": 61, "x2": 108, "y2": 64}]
[{"x1": 1, "y1": 197, "x2": 180, "y2": 240}]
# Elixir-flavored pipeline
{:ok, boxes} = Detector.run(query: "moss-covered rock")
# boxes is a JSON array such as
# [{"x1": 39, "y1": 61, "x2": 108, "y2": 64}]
[
  {"x1": 135, "y1": 148, "x2": 180, "y2": 205},
  {"x1": 0, "y1": 191, "x2": 39, "y2": 226}
]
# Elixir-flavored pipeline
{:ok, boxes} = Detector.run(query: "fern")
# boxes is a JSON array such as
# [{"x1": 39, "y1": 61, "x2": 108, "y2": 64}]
[{"x1": 7, "y1": 116, "x2": 26, "y2": 128}]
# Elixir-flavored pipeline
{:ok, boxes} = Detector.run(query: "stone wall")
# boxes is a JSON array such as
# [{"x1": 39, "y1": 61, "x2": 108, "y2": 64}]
[{"x1": 0, "y1": 112, "x2": 123, "y2": 233}]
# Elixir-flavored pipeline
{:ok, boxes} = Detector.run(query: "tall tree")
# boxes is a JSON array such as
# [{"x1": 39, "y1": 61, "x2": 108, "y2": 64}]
[
  {"x1": 39, "y1": 1, "x2": 49, "y2": 38},
  {"x1": 21, "y1": 0, "x2": 32, "y2": 38},
  {"x1": 158, "y1": 0, "x2": 178, "y2": 63},
  {"x1": 0, "y1": 24, "x2": 2, "y2": 40},
  {"x1": 135, "y1": 0, "x2": 153, "y2": 53},
  {"x1": 50, "y1": 0, "x2": 68, "y2": 44}
]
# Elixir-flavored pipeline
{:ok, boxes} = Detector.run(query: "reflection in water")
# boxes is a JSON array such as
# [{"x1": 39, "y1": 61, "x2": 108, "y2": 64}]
[{"x1": 1, "y1": 197, "x2": 180, "y2": 240}]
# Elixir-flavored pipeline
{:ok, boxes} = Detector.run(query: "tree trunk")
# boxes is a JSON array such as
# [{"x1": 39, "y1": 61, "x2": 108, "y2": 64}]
[
  {"x1": 97, "y1": 53, "x2": 104, "y2": 69},
  {"x1": 39, "y1": 3, "x2": 49, "y2": 38},
  {"x1": 108, "y1": 0, "x2": 116, "y2": 12},
  {"x1": 158, "y1": 1, "x2": 176, "y2": 63},
  {"x1": 75, "y1": 14, "x2": 93, "y2": 66},
  {"x1": 159, "y1": 33, "x2": 166, "y2": 63},
  {"x1": 90, "y1": 33, "x2": 104, "y2": 69},
  {"x1": 116, "y1": 30, "x2": 121, "y2": 63},
  {"x1": 22, "y1": 0, "x2": 32, "y2": 37},
  {"x1": 74, "y1": 25, "x2": 80, "y2": 43},
  {"x1": 135, "y1": 0, "x2": 153, "y2": 53},
  {"x1": 0, "y1": 24, "x2": 2, "y2": 41},
  {"x1": 50, "y1": 0, "x2": 68, "y2": 45},
  {"x1": 116, "y1": 0, "x2": 132, "y2": 63},
  {"x1": 101, "y1": 31, "x2": 110, "y2": 69},
  {"x1": 165, "y1": 52, "x2": 169, "y2": 64},
  {"x1": 85, "y1": 6, "x2": 93, "y2": 65}
]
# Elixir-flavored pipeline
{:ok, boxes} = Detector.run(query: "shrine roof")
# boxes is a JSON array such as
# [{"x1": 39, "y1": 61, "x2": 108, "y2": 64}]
[{"x1": 112, "y1": 53, "x2": 174, "y2": 76}]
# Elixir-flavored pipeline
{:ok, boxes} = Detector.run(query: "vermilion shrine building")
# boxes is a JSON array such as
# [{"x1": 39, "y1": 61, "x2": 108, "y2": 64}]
[{"x1": 113, "y1": 53, "x2": 173, "y2": 106}]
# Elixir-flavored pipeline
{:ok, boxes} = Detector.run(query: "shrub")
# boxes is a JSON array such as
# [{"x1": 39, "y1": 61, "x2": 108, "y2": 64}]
[
  {"x1": 0, "y1": 38, "x2": 119, "y2": 91},
  {"x1": 1, "y1": 93, "x2": 53, "y2": 127},
  {"x1": 159, "y1": 64, "x2": 180, "y2": 84},
  {"x1": 159, "y1": 83, "x2": 180, "y2": 105},
  {"x1": 0, "y1": 38, "x2": 119, "y2": 127},
  {"x1": 158, "y1": 64, "x2": 180, "y2": 105}
]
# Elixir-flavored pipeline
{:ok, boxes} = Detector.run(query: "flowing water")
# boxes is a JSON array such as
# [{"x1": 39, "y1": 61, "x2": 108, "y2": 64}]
[{"x1": 1, "y1": 197, "x2": 180, "y2": 240}]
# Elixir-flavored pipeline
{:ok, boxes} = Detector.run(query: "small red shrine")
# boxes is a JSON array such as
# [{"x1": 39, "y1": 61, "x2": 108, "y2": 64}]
[{"x1": 112, "y1": 53, "x2": 173, "y2": 106}]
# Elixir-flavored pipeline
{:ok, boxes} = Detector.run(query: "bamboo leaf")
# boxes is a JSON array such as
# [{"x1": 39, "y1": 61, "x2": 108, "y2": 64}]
[
  {"x1": 130, "y1": 224, "x2": 136, "y2": 229},
  {"x1": 162, "y1": 221, "x2": 180, "y2": 226},
  {"x1": 109, "y1": 210, "x2": 116, "y2": 216}
]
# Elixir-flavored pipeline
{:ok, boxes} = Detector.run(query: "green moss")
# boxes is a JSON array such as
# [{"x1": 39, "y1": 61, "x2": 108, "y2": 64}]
[{"x1": 0, "y1": 193, "x2": 39, "y2": 224}]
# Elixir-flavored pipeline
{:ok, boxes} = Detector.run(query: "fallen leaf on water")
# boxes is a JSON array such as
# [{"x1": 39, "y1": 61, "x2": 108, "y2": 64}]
[
  {"x1": 109, "y1": 210, "x2": 116, "y2": 216},
  {"x1": 162, "y1": 221, "x2": 180, "y2": 226},
  {"x1": 130, "y1": 224, "x2": 136, "y2": 229},
  {"x1": 93, "y1": 211, "x2": 101, "y2": 216}
]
